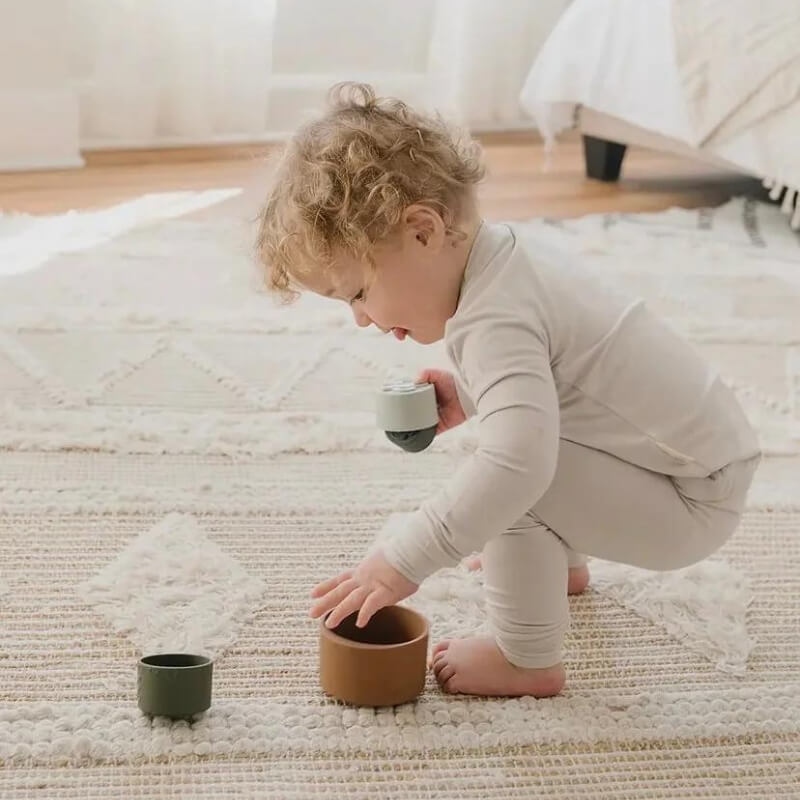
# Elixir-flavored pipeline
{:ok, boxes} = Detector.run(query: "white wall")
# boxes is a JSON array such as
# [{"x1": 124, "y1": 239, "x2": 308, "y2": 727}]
[
  {"x1": 265, "y1": 0, "x2": 437, "y2": 134},
  {"x1": 0, "y1": 1, "x2": 82, "y2": 169}
]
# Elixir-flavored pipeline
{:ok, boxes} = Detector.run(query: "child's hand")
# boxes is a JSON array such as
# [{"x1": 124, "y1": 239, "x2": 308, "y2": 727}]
[
  {"x1": 418, "y1": 369, "x2": 467, "y2": 434},
  {"x1": 310, "y1": 550, "x2": 418, "y2": 630}
]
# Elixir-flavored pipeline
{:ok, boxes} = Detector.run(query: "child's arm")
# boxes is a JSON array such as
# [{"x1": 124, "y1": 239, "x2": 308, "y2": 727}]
[
  {"x1": 382, "y1": 318, "x2": 560, "y2": 585},
  {"x1": 310, "y1": 318, "x2": 558, "y2": 629},
  {"x1": 309, "y1": 369, "x2": 472, "y2": 630}
]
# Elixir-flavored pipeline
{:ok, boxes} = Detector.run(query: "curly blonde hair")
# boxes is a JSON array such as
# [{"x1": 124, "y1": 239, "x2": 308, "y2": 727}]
[{"x1": 256, "y1": 82, "x2": 485, "y2": 301}]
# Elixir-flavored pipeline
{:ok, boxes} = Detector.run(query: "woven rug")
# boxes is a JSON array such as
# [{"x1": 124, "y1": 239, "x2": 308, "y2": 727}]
[{"x1": 1, "y1": 196, "x2": 799, "y2": 798}]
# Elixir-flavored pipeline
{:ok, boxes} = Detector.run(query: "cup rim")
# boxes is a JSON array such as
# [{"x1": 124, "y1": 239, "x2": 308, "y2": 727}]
[
  {"x1": 139, "y1": 653, "x2": 212, "y2": 669},
  {"x1": 320, "y1": 605, "x2": 429, "y2": 651}
]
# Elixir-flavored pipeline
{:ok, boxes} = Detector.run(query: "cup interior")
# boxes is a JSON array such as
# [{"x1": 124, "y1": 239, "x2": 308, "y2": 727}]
[
  {"x1": 140, "y1": 654, "x2": 211, "y2": 668},
  {"x1": 328, "y1": 606, "x2": 427, "y2": 646}
]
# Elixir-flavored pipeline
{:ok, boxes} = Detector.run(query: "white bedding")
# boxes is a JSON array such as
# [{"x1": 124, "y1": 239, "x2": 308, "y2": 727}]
[
  {"x1": 672, "y1": 0, "x2": 800, "y2": 147},
  {"x1": 520, "y1": 0, "x2": 800, "y2": 195}
]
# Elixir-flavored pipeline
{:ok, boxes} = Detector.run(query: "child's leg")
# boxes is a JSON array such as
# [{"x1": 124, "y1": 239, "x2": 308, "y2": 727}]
[
  {"x1": 483, "y1": 513, "x2": 571, "y2": 668},
  {"x1": 432, "y1": 440, "x2": 757, "y2": 697},
  {"x1": 431, "y1": 516, "x2": 569, "y2": 698},
  {"x1": 565, "y1": 548, "x2": 588, "y2": 568},
  {"x1": 464, "y1": 542, "x2": 589, "y2": 595},
  {"x1": 530, "y1": 440, "x2": 758, "y2": 571}
]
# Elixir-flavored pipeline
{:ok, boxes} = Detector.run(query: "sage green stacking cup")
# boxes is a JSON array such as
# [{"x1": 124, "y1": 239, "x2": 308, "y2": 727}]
[
  {"x1": 137, "y1": 654, "x2": 213, "y2": 719},
  {"x1": 376, "y1": 379, "x2": 438, "y2": 453}
]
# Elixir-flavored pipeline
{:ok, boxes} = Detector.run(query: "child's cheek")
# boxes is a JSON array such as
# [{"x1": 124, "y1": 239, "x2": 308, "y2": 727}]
[{"x1": 364, "y1": 296, "x2": 381, "y2": 322}]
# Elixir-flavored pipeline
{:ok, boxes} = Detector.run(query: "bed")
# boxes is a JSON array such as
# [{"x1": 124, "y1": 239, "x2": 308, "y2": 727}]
[{"x1": 520, "y1": 0, "x2": 800, "y2": 229}]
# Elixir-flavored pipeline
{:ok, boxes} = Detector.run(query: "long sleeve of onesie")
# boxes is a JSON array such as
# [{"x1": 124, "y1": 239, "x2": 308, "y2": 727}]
[
  {"x1": 382, "y1": 311, "x2": 560, "y2": 586},
  {"x1": 380, "y1": 220, "x2": 761, "y2": 586}
]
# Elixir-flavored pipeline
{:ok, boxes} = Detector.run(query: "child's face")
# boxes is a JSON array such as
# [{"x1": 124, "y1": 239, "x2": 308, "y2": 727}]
[{"x1": 301, "y1": 207, "x2": 469, "y2": 345}]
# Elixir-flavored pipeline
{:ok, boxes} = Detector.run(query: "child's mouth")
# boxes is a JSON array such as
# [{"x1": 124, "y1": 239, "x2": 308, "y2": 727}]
[{"x1": 392, "y1": 327, "x2": 408, "y2": 341}]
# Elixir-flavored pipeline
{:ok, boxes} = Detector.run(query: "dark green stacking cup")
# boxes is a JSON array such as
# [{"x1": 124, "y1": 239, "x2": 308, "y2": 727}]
[{"x1": 137, "y1": 654, "x2": 213, "y2": 719}]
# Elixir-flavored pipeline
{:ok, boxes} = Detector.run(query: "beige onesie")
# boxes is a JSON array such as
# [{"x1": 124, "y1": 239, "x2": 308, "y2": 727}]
[{"x1": 382, "y1": 221, "x2": 761, "y2": 668}]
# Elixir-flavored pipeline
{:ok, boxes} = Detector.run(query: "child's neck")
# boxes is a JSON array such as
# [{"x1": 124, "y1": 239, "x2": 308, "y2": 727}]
[
  {"x1": 441, "y1": 212, "x2": 483, "y2": 323},
  {"x1": 454, "y1": 211, "x2": 484, "y2": 286}
]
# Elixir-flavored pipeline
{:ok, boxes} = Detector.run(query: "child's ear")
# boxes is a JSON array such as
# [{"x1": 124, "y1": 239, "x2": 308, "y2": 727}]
[{"x1": 403, "y1": 205, "x2": 445, "y2": 249}]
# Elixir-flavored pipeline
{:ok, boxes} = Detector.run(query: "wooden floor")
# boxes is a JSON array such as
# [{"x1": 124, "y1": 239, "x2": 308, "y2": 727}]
[{"x1": 0, "y1": 133, "x2": 763, "y2": 220}]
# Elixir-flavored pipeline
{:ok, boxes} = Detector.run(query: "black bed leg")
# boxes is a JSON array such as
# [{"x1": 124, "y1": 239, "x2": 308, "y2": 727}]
[{"x1": 582, "y1": 135, "x2": 627, "y2": 182}]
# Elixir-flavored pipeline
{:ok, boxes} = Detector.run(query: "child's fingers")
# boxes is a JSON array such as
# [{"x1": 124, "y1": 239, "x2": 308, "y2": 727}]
[
  {"x1": 355, "y1": 587, "x2": 390, "y2": 629},
  {"x1": 416, "y1": 368, "x2": 442, "y2": 386},
  {"x1": 325, "y1": 585, "x2": 370, "y2": 630},
  {"x1": 310, "y1": 570, "x2": 353, "y2": 599},
  {"x1": 309, "y1": 577, "x2": 357, "y2": 618}
]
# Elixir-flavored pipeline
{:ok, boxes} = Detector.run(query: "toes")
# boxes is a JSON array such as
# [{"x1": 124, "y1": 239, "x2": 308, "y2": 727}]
[
  {"x1": 435, "y1": 664, "x2": 455, "y2": 686},
  {"x1": 428, "y1": 648, "x2": 448, "y2": 670},
  {"x1": 431, "y1": 652, "x2": 446, "y2": 672},
  {"x1": 428, "y1": 641, "x2": 451, "y2": 668},
  {"x1": 432, "y1": 640, "x2": 451, "y2": 658},
  {"x1": 443, "y1": 674, "x2": 459, "y2": 694}
]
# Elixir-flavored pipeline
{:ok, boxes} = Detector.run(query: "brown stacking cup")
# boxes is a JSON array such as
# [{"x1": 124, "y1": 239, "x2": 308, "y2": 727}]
[{"x1": 319, "y1": 605, "x2": 428, "y2": 707}]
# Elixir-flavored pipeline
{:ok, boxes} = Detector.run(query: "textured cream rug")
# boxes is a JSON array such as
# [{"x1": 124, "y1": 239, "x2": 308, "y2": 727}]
[{"x1": 1, "y1": 196, "x2": 798, "y2": 798}]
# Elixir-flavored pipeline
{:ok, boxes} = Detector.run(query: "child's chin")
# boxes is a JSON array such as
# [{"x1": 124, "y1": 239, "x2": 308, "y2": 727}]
[{"x1": 412, "y1": 331, "x2": 442, "y2": 345}]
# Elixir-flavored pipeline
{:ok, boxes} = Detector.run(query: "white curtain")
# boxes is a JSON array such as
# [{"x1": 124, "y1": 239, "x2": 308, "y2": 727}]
[
  {"x1": 68, "y1": 0, "x2": 277, "y2": 145},
  {"x1": 427, "y1": 0, "x2": 570, "y2": 130},
  {"x1": 0, "y1": 0, "x2": 568, "y2": 165}
]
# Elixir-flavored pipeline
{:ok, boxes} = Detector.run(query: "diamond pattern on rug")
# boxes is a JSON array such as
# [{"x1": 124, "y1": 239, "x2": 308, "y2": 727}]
[
  {"x1": 15, "y1": 331, "x2": 159, "y2": 396},
  {"x1": 0, "y1": 349, "x2": 44, "y2": 405},
  {"x1": 77, "y1": 513, "x2": 267, "y2": 657},
  {"x1": 1, "y1": 199, "x2": 799, "y2": 457},
  {"x1": 191, "y1": 333, "x2": 319, "y2": 395},
  {"x1": 98, "y1": 346, "x2": 250, "y2": 410},
  {"x1": 590, "y1": 558, "x2": 755, "y2": 675},
  {"x1": 2, "y1": 197, "x2": 799, "y2": 795},
  {"x1": 278, "y1": 348, "x2": 383, "y2": 412}
]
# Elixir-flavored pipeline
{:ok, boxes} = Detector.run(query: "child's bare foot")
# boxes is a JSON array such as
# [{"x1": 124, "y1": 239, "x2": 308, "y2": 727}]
[
  {"x1": 464, "y1": 555, "x2": 590, "y2": 595},
  {"x1": 431, "y1": 637, "x2": 565, "y2": 697}
]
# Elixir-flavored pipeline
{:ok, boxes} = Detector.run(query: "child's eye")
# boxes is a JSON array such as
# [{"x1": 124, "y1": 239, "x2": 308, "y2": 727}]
[{"x1": 351, "y1": 289, "x2": 365, "y2": 304}]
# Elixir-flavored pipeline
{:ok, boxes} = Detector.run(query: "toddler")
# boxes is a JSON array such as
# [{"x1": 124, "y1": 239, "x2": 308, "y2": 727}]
[{"x1": 257, "y1": 83, "x2": 761, "y2": 698}]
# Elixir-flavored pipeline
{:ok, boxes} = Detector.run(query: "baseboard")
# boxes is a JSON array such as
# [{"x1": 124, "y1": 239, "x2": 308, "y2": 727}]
[
  {"x1": 0, "y1": 155, "x2": 85, "y2": 173},
  {"x1": 82, "y1": 142, "x2": 282, "y2": 168},
  {"x1": 0, "y1": 89, "x2": 82, "y2": 173}
]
